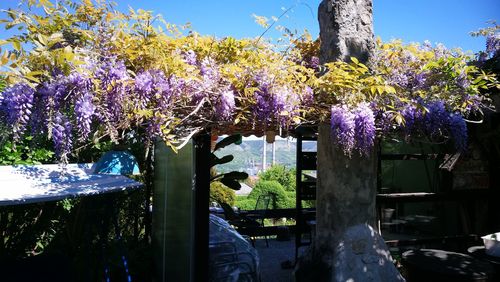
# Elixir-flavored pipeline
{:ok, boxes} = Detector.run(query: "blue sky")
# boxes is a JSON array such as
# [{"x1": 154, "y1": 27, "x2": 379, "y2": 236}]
[{"x1": 1, "y1": 0, "x2": 499, "y2": 53}]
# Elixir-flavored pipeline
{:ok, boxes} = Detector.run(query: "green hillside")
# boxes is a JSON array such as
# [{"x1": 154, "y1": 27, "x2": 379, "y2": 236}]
[{"x1": 214, "y1": 138, "x2": 317, "y2": 175}]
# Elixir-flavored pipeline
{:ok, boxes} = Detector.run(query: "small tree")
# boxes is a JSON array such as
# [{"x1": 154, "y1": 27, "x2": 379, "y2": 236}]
[
  {"x1": 249, "y1": 180, "x2": 288, "y2": 209},
  {"x1": 259, "y1": 165, "x2": 296, "y2": 192},
  {"x1": 210, "y1": 181, "x2": 236, "y2": 206}
]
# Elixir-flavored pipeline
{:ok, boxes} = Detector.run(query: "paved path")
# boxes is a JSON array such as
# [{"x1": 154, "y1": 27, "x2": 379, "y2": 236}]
[{"x1": 254, "y1": 237, "x2": 305, "y2": 282}]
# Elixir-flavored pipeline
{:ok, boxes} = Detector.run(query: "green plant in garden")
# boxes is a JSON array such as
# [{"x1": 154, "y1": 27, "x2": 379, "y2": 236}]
[
  {"x1": 249, "y1": 180, "x2": 289, "y2": 209},
  {"x1": 235, "y1": 197, "x2": 257, "y2": 211},
  {"x1": 0, "y1": 136, "x2": 54, "y2": 165},
  {"x1": 210, "y1": 181, "x2": 236, "y2": 206},
  {"x1": 259, "y1": 164, "x2": 296, "y2": 192}
]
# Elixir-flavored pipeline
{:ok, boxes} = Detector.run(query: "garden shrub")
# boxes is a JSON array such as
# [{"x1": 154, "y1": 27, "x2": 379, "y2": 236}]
[
  {"x1": 235, "y1": 198, "x2": 257, "y2": 211},
  {"x1": 210, "y1": 181, "x2": 236, "y2": 206},
  {"x1": 249, "y1": 180, "x2": 288, "y2": 209},
  {"x1": 259, "y1": 165, "x2": 296, "y2": 192}
]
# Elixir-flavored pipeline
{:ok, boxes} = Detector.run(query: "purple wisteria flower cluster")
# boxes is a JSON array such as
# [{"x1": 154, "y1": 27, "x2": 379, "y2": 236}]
[
  {"x1": 0, "y1": 83, "x2": 34, "y2": 141},
  {"x1": 400, "y1": 99, "x2": 468, "y2": 152},
  {"x1": 485, "y1": 33, "x2": 500, "y2": 58},
  {"x1": 330, "y1": 98, "x2": 470, "y2": 155},
  {"x1": 252, "y1": 70, "x2": 302, "y2": 128},
  {"x1": 330, "y1": 103, "x2": 375, "y2": 156}
]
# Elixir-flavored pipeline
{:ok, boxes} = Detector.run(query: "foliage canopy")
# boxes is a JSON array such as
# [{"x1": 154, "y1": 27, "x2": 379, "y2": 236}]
[{"x1": 0, "y1": 0, "x2": 498, "y2": 162}]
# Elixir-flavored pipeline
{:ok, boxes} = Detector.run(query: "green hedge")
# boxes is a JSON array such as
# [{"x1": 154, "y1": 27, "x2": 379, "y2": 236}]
[
  {"x1": 249, "y1": 180, "x2": 289, "y2": 209},
  {"x1": 235, "y1": 198, "x2": 257, "y2": 210}
]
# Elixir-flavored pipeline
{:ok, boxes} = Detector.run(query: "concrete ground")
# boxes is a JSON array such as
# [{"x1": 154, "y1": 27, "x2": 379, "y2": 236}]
[{"x1": 254, "y1": 237, "x2": 306, "y2": 282}]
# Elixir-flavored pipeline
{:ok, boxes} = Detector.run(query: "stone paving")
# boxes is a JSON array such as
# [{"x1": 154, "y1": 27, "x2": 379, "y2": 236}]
[{"x1": 254, "y1": 237, "x2": 303, "y2": 282}]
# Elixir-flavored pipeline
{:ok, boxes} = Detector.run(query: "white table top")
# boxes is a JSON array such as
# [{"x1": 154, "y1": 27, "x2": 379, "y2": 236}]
[{"x1": 0, "y1": 163, "x2": 144, "y2": 206}]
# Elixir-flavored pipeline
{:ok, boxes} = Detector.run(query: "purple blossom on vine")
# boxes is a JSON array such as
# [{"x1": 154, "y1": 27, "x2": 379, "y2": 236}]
[
  {"x1": 183, "y1": 50, "x2": 197, "y2": 65},
  {"x1": 424, "y1": 100, "x2": 449, "y2": 138},
  {"x1": 353, "y1": 102, "x2": 376, "y2": 156},
  {"x1": 302, "y1": 86, "x2": 314, "y2": 106},
  {"x1": 0, "y1": 83, "x2": 34, "y2": 140},
  {"x1": 197, "y1": 57, "x2": 220, "y2": 102},
  {"x1": 275, "y1": 86, "x2": 298, "y2": 127},
  {"x1": 309, "y1": 56, "x2": 320, "y2": 69},
  {"x1": 74, "y1": 92, "x2": 95, "y2": 140},
  {"x1": 215, "y1": 89, "x2": 236, "y2": 121},
  {"x1": 456, "y1": 70, "x2": 471, "y2": 89},
  {"x1": 401, "y1": 102, "x2": 423, "y2": 133},
  {"x1": 38, "y1": 77, "x2": 68, "y2": 113},
  {"x1": 94, "y1": 58, "x2": 130, "y2": 124},
  {"x1": 433, "y1": 43, "x2": 449, "y2": 59},
  {"x1": 253, "y1": 71, "x2": 275, "y2": 122},
  {"x1": 448, "y1": 113, "x2": 467, "y2": 152},
  {"x1": 486, "y1": 33, "x2": 500, "y2": 57},
  {"x1": 135, "y1": 71, "x2": 154, "y2": 94},
  {"x1": 52, "y1": 112, "x2": 73, "y2": 161},
  {"x1": 330, "y1": 104, "x2": 355, "y2": 155}
]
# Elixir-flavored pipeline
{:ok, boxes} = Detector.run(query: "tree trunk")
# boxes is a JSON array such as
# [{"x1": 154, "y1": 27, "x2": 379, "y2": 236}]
[
  {"x1": 294, "y1": 1, "x2": 404, "y2": 281},
  {"x1": 315, "y1": 125, "x2": 377, "y2": 252}
]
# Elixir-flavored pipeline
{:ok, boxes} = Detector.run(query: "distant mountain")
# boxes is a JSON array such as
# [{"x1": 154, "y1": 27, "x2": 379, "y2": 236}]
[{"x1": 214, "y1": 138, "x2": 317, "y2": 175}]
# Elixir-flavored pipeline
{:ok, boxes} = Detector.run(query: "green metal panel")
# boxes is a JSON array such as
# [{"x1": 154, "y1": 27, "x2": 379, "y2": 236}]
[{"x1": 153, "y1": 140, "x2": 194, "y2": 282}]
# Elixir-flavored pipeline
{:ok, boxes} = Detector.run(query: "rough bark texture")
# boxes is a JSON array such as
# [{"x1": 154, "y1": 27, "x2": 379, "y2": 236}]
[
  {"x1": 315, "y1": 125, "x2": 377, "y2": 252},
  {"x1": 294, "y1": 1, "x2": 405, "y2": 281},
  {"x1": 318, "y1": 0, "x2": 375, "y2": 64}
]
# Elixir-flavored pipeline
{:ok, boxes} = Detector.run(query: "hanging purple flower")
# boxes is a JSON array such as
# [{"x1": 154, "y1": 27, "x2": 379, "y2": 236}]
[
  {"x1": 74, "y1": 92, "x2": 95, "y2": 140},
  {"x1": 67, "y1": 72, "x2": 91, "y2": 91},
  {"x1": 448, "y1": 113, "x2": 467, "y2": 152},
  {"x1": 0, "y1": 83, "x2": 34, "y2": 140},
  {"x1": 196, "y1": 57, "x2": 220, "y2": 103},
  {"x1": 486, "y1": 33, "x2": 500, "y2": 57},
  {"x1": 330, "y1": 104, "x2": 355, "y2": 155},
  {"x1": 411, "y1": 71, "x2": 429, "y2": 90},
  {"x1": 52, "y1": 112, "x2": 73, "y2": 161},
  {"x1": 401, "y1": 102, "x2": 422, "y2": 133},
  {"x1": 253, "y1": 71, "x2": 275, "y2": 122},
  {"x1": 353, "y1": 102, "x2": 376, "y2": 156},
  {"x1": 135, "y1": 71, "x2": 154, "y2": 94},
  {"x1": 183, "y1": 50, "x2": 197, "y2": 65},
  {"x1": 301, "y1": 86, "x2": 314, "y2": 106},
  {"x1": 38, "y1": 78, "x2": 68, "y2": 113},
  {"x1": 93, "y1": 58, "x2": 130, "y2": 124},
  {"x1": 275, "y1": 86, "x2": 298, "y2": 127},
  {"x1": 309, "y1": 56, "x2": 320, "y2": 69},
  {"x1": 424, "y1": 100, "x2": 449, "y2": 137},
  {"x1": 378, "y1": 111, "x2": 394, "y2": 134},
  {"x1": 215, "y1": 89, "x2": 235, "y2": 121},
  {"x1": 456, "y1": 70, "x2": 471, "y2": 89},
  {"x1": 433, "y1": 43, "x2": 448, "y2": 59}
]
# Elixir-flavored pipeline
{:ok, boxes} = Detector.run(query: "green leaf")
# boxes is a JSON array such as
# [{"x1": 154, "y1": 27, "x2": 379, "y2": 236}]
[
  {"x1": 210, "y1": 154, "x2": 234, "y2": 167},
  {"x1": 221, "y1": 171, "x2": 249, "y2": 180},
  {"x1": 213, "y1": 134, "x2": 242, "y2": 152},
  {"x1": 220, "y1": 178, "x2": 241, "y2": 190}
]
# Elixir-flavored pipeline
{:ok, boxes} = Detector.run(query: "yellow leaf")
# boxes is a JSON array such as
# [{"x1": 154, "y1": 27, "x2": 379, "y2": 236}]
[
  {"x1": 11, "y1": 40, "x2": 21, "y2": 51},
  {"x1": 1, "y1": 52, "x2": 9, "y2": 65}
]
